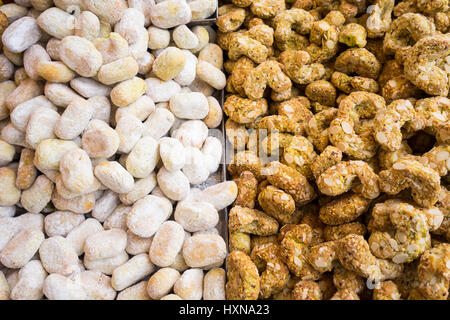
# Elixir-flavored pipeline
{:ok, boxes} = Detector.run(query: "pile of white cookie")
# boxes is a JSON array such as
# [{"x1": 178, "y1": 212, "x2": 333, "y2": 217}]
[{"x1": 0, "y1": 0, "x2": 234, "y2": 300}]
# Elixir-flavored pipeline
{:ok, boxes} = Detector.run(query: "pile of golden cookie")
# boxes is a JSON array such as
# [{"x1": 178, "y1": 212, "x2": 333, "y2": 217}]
[{"x1": 220, "y1": 0, "x2": 450, "y2": 300}]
